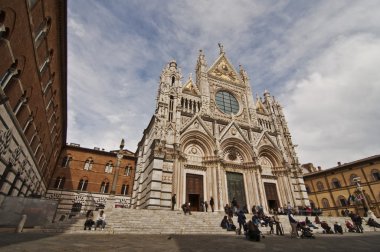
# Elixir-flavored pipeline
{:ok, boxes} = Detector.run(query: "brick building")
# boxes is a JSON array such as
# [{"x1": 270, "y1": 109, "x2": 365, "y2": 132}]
[
  {"x1": 0, "y1": 0, "x2": 67, "y2": 201},
  {"x1": 303, "y1": 155, "x2": 380, "y2": 217},
  {"x1": 46, "y1": 143, "x2": 136, "y2": 216}
]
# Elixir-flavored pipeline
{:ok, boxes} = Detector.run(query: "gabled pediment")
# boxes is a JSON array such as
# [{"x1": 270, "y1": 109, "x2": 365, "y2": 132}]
[
  {"x1": 207, "y1": 53, "x2": 243, "y2": 86},
  {"x1": 182, "y1": 77, "x2": 200, "y2": 96},
  {"x1": 219, "y1": 121, "x2": 250, "y2": 145},
  {"x1": 256, "y1": 131, "x2": 278, "y2": 149},
  {"x1": 256, "y1": 98, "x2": 268, "y2": 115},
  {"x1": 180, "y1": 115, "x2": 214, "y2": 139}
]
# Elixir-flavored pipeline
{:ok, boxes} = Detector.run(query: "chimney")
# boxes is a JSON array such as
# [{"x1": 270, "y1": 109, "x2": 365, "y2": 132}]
[
  {"x1": 317, "y1": 166, "x2": 321, "y2": 171},
  {"x1": 337, "y1": 162, "x2": 341, "y2": 166}
]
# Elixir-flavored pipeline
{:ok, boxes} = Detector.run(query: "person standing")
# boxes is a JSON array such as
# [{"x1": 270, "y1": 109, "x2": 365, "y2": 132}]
[
  {"x1": 210, "y1": 197, "x2": 215, "y2": 212},
  {"x1": 237, "y1": 210, "x2": 246, "y2": 235},
  {"x1": 288, "y1": 211, "x2": 299, "y2": 238},
  {"x1": 273, "y1": 214, "x2": 284, "y2": 235},
  {"x1": 204, "y1": 201, "x2": 208, "y2": 212},
  {"x1": 171, "y1": 194, "x2": 176, "y2": 211}
]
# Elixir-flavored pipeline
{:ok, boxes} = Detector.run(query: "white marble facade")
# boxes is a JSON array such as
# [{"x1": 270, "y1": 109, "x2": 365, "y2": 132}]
[{"x1": 131, "y1": 46, "x2": 309, "y2": 213}]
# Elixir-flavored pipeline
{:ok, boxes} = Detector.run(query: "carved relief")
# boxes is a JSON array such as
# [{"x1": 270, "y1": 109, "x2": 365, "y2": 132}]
[{"x1": 0, "y1": 129, "x2": 12, "y2": 155}]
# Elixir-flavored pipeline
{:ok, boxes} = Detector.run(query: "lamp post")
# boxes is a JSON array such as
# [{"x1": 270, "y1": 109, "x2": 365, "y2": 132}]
[
  {"x1": 110, "y1": 139, "x2": 124, "y2": 195},
  {"x1": 353, "y1": 177, "x2": 377, "y2": 220}
]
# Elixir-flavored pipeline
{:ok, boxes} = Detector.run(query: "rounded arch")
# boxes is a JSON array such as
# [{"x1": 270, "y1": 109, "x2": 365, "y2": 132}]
[
  {"x1": 338, "y1": 195, "x2": 347, "y2": 207},
  {"x1": 371, "y1": 169, "x2": 380, "y2": 181},
  {"x1": 181, "y1": 130, "x2": 215, "y2": 157},
  {"x1": 316, "y1": 181, "x2": 324, "y2": 191},
  {"x1": 321, "y1": 198, "x2": 330, "y2": 208},
  {"x1": 331, "y1": 178, "x2": 341, "y2": 188},
  {"x1": 220, "y1": 138, "x2": 255, "y2": 163},
  {"x1": 257, "y1": 145, "x2": 283, "y2": 167},
  {"x1": 349, "y1": 174, "x2": 358, "y2": 185}
]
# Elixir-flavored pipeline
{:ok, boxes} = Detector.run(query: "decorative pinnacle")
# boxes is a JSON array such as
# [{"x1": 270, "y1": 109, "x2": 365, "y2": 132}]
[{"x1": 218, "y1": 43, "x2": 224, "y2": 54}]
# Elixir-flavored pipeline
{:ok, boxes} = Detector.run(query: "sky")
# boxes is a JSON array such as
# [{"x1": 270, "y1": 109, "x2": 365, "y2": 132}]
[{"x1": 67, "y1": 0, "x2": 380, "y2": 169}]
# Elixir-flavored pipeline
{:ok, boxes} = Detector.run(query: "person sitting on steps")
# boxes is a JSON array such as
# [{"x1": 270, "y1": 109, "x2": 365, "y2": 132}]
[
  {"x1": 95, "y1": 210, "x2": 106, "y2": 230},
  {"x1": 84, "y1": 210, "x2": 94, "y2": 230},
  {"x1": 181, "y1": 202, "x2": 192, "y2": 215}
]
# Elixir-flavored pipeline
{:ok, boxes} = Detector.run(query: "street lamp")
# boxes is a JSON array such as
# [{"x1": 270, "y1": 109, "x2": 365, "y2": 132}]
[
  {"x1": 353, "y1": 177, "x2": 377, "y2": 219},
  {"x1": 110, "y1": 139, "x2": 124, "y2": 195}
]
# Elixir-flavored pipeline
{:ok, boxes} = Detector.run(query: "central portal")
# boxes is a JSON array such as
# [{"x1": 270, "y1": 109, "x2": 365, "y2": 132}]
[
  {"x1": 186, "y1": 174, "x2": 203, "y2": 211},
  {"x1": 226, "y1": 172, "x2": 246, "y2": 210}
]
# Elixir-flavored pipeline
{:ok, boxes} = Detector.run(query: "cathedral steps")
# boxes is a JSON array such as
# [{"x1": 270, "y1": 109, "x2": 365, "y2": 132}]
[{"x1": 22, "y1": 208, "x2": 378, "y2": 234}]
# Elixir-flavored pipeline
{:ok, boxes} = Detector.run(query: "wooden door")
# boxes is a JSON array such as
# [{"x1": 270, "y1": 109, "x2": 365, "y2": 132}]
[
  {"x1": 186, "y1": 174, "x2": 203, "y2": 211},
  {"x1": 264, "y1": 182, "x2": 279, "y2": 210}
]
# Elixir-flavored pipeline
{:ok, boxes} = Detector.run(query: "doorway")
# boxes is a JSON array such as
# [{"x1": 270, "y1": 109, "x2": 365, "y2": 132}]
[
  {"x1": 226, "y1": 172, "x2": 246, "y2": 210},
  {"x1": 186, "y1": 174, "x2": 203, "y2": 211},
  {"x1": 264, "y1": 182, "x2": 279, "y2": 211}
]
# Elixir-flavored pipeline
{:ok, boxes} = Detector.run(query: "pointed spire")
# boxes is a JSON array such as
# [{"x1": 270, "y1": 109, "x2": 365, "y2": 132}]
[{"x1": 239, "y1": 64, "x2": 249, "y2": 83}]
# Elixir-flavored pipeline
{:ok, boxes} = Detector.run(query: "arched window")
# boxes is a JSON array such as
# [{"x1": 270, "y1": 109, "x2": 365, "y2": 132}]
[
  {"x1": 61, "y1": 156, "x2": 72, "y2": 168},
  {"x1": 168, "y1": 96, "x2": 174, "y2": 122},
  {"x1": 121, "y1": 184, "x2": 129, "y2": 195},
  {"x1": 322, "y1": 198, "x2": 330, "y2": 208},
  {"x1": 77, "y1": 178, "x2": 88, "y2": 191},
  {"x1": 84, "y1": 158, "x2": 93, "y2": 170},
  {"x1": 124, "y1": 165, "x2": 131, "y2": 176},
  {"x1": 331, "y1": 178, "x2": 341, "y2": 188},
  {"x1": 316, "y1": 181, "x2": 324, "y2": 191},
  {"x1": 338, "y1": 195, "x2": 347, "y2": 207},
  {"x1": 105, "y1": 162, "x2": 113, "y2": 173},
  {"x1": 171, "y1": 76, "x2": 175, "y2": 85},
  {"x1": 372, "y1": 169, "x2": 380, "y2": 181},
  {"x1": 349, "y1": 174, "x2": 358, "y2": 185},
  {"x1": 100, "y1": 180, "x2": 109, "y2": 193},
  {"x1": 54, "y1": 176, "x2": 65, "y2": 189},
  {"x1": 305, "y1": 184, "x2": 311, "y2": 193}
]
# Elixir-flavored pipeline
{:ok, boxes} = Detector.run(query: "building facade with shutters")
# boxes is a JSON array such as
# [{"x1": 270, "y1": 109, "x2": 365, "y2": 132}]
[
  {"x1": 303, "y1": 155, "x2": 380, "y2": 217},
  {"x1": 131, "y1": 46, "x2": 309, "y2": 212},
  {"x1": 0, "y1": 0, "x2": 67, "y2": 202},
  {"x1": 46, "y1": 144, "x2": 136, "y2": 216}
]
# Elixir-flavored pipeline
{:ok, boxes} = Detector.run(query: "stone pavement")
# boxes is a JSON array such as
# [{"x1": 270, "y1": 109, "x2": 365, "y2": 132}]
[{"x1": 0, "y1": 232, "x2": 379, "y2": 252}]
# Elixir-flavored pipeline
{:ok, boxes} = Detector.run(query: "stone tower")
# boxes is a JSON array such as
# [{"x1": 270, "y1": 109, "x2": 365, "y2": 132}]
[{"x1": 131, "y1": 46, "x2": 309, "y2": 212}]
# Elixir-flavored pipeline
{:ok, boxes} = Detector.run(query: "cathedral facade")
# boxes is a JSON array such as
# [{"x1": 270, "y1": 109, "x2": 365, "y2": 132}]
[{"x1": 131, "y1": 46, "x2": 309, "y2": 212}]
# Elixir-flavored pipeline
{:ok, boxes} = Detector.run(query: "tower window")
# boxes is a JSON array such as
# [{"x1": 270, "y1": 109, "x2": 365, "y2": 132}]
[
  {"x1": 171, "y1": 76, "x2": 175, "y2": 85},
  {"x1": 168, "y1": 96, "x2": 174, "y2": 122}
]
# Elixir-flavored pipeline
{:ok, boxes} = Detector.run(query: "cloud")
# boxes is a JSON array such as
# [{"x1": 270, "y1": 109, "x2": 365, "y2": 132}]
[
  {"x1": 283, "y1": 34, "x2": 380, "y2": 168},
  {"x1": 66, "y1": 0, "x2": 380, "y2": 168}
]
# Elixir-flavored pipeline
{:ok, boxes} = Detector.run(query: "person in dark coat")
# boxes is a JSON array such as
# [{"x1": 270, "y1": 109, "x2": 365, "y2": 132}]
[
  {"x1": 171, "y1": 194, "x2": 176, "y2": 211},
  {"x1": 237, "y1": 210, "x2": 246, "y2": 235},
  {"x1": 84, "y1": 210, "x2": 94, "y2": 230},
  {"x1": 210, "y1": 197, "x2": 215, "y2": 212}
]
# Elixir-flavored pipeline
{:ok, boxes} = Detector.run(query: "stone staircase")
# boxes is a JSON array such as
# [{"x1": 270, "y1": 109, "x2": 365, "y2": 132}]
[{"x1": 23, "y1": 209, "x2": 379, "y2": 235}]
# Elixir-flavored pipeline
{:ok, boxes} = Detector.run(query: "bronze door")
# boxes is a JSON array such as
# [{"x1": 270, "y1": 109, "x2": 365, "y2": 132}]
[
  {"x1": 226, "y1": 172, "x2": 246, "y2": 210},
  {"x1": 264, "y1": 182, "x2": 279, "y2": 210},
  {"x1": 186, "y1": 174, "x2": 203, "y2": 211}
]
